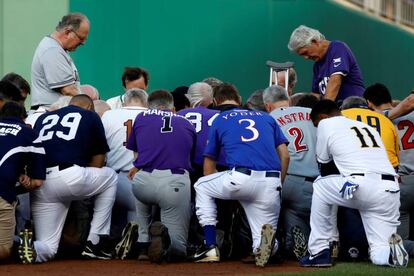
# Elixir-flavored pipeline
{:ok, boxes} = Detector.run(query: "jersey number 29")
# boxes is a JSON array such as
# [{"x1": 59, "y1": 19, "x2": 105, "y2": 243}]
[{"x1": 35, "y1": 113, "x2": 81, "y2": 142}]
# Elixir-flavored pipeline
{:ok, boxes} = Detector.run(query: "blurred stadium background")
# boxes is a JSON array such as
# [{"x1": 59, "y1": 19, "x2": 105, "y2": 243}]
[{"x1": 0, "y1": 0, "x2": 413, "y2": 101}]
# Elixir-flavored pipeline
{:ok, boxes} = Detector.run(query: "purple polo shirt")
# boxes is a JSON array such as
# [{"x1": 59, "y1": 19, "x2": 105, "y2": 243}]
[
  {"x1": 312, "y1": 40, "x2": 365, "y2": 102},
  {"x1": 127, "y1": 109, "x2": 196, "y2": 171},
  {"x1": 177, "y1": 106, "x2": 226, "y2": 166}
]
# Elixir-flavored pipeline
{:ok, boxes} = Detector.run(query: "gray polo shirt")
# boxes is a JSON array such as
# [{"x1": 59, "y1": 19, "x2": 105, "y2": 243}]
[{"x1": 31, "y1": 36, "x2": 80, "y2": 107}]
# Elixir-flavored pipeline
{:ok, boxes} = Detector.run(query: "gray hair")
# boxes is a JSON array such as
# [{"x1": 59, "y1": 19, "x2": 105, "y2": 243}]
[
  {"x1": 124, "y1": 88, "x2": 148, "y2": 107},
  {"x1": 277, "y1": 67, "x2": 298, "y2": 88},
  {"x1": 148, "y1": 90, "x2": 174, "y2": 110},
  {"x1": 263, "y1": 85, "x2": 289, "y2": 104},
  {"x1": 288, "y1": 25, "x2": 325, "y2": 52},
  {"x1": 187, "y1": 82, "x2": 213, "y2": 107},
  {"x1": 341, "y1": 96, "x2": 368, "y2": 110},
  {"x1": 246, "y1": 90, "x2": 266, "y2": 111},
  {"x1": 56, "y1": 13, "x2": 88, "y2": 32}
]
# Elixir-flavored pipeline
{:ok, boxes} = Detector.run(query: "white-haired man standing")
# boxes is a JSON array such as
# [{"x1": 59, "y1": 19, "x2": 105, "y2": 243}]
[{"x1": 288, "y1": 25, "x2": 364, "y2": 103}]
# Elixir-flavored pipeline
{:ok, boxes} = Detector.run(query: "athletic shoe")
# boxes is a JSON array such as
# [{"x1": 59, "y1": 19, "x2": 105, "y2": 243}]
[
  {"x1": 81, "y1": 236, "x2": 113, "y2": 260},
  {"x1": 299, "y1": 248, "x2": 332, "y2": 267},
  {"x1": 388, "y1": 233, "x2": 409, "y2": 268},
  {"x1": 329, "y1": 240, "x2": 339, "y2": 259},
  {"x1": 137, "y1": 242, "x2": 150, "y2": 261},
  {"x1": 292, "y1": 226, "x2": 308, "y2": 260},
  {"x1": 148, "y1": 221, "x2": 171, "y2": 263},
  {"x1": 192, "y1": 244, "x2": 220, "y2": 262},
  {"x1": 115, "y1": 222, "x2": 138, "y2": 260},
  {"x1": 18, "y1": 228, "x2": 36, "y2": 264},
  {"x1": 255, "y1": 224, "x2": 277, "y2": 267}
]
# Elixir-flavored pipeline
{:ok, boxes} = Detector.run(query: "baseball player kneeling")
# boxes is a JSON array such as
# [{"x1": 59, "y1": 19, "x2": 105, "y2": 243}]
[
  {"x1": 192, "y1": 83, "x2": 289, "y2": 267},
  {"x1": 300, "y1": 100, "x2": 408, "y2": 268}
]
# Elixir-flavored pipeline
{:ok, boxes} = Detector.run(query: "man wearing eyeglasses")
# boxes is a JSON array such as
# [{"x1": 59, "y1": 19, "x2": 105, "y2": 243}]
[{"x1": 30, "y1": 13, "x2": 90, "y2": 113}]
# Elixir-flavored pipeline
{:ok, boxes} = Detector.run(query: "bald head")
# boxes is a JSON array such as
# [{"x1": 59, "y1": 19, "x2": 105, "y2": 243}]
[{"x1": 69, "y1": 94, "x2": 94, "y2": 111}]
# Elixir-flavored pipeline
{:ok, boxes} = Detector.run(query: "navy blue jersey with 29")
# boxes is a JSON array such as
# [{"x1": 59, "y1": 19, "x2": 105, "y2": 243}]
[
  {"x1": 204, "y1": 109, "x2": 288, "y2": 171},
  {"x1": 34, "y1": 105, "x2": 110, "y2": 167},
  {"x1": 0, "y1": 117, "x2": 46, "y2": 204}
]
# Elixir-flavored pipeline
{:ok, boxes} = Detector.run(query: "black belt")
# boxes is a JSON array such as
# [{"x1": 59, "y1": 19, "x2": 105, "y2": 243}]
[
  {"x1": 48, "y1": 163, "x2": 74, "y2": 171},
  {"x1": 141, "y1": 168, "x2": 186, "y2": 175},
  {"x1": 30, "y1": 104, "x2": 47, "y2": 110},
  {"x1": 287, "y1": 173, "x2": 316, "y2": 182},
  {"x1": 350, "y1": 173, "x2": 395, "y2": 181},
  {"x1": 116, "y1": 170, "x2": 129, "y2": 174},
  {"x1": 234, "y1": 167, "x2": 280, "y2": 178}
]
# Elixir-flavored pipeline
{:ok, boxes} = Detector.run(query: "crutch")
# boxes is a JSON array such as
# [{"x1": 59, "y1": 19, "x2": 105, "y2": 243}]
[{"x1": 266, "y1": 61, "x2": 294, "y2": 95}]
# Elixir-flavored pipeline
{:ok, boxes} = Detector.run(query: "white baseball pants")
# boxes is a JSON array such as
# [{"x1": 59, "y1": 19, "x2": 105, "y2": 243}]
[
  {"x1": 194, "y1": 169, "x2": 281, "y2": 253},
  {"x1": 309, "y1": 174, "x2": 400, "y2": 265},
  {"x1": 31, "y1": 165, "x2": 117, "y2": 262}
]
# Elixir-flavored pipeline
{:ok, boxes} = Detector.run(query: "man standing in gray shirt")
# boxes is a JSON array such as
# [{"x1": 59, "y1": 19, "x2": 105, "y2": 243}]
[{"x1": 30, "y1": 13, "x2": 89, "y2": 111}]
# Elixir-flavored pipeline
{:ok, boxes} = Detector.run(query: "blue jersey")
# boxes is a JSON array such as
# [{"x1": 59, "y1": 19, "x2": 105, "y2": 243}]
[
  {"x1": 204, "y1": 109, "x2": 288, "y2": 171},
  {"x1": 0, "y1": 117, "x2": 46, "y2": 204},
  {"x1": 34, "y1": 105, "x2": 110, "y2": 167}
]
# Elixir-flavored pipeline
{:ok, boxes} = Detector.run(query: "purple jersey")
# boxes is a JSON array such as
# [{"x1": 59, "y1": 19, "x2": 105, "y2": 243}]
[
  {"x1": 177, "y1": 107, "x2": 226, "y2": 166},
  {"x1": 312, "y1": 40, "x2": 364, "y2": 102},
  {"x1": 127, "y1": 109, "x2": 196, "y2": 171}
]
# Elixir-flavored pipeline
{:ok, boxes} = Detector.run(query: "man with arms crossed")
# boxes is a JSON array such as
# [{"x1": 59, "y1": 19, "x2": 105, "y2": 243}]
[{"x1": 31, "y1": 13, "x2": 89, "y2": 111}]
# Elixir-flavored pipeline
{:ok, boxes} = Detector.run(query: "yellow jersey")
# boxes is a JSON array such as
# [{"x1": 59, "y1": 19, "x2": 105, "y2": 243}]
[{"x1": 342, "y1": 108, "x2": 399, "y2": 168}]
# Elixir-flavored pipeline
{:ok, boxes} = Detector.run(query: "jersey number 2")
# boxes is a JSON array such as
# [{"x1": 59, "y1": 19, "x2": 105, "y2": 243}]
[
  {"x1": 397, "y1": 120, "x2": 414, "y2": 150},
  {"x1": 287, "y1": 127, "x2": 308, "y2": 152}
]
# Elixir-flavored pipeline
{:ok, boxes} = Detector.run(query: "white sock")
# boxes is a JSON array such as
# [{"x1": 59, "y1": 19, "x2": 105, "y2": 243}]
[{"x1": 88, "y1": 233, "x2": 100, "y2": 245}]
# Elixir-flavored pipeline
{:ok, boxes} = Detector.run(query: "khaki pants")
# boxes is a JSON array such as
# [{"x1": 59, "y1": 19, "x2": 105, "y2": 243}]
[{"x1": 0, "y1": 197, "x2": 16, "y2": 260}]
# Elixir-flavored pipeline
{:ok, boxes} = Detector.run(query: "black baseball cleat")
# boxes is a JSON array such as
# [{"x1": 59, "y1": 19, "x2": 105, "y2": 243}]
[
  {"x1": 18, "y1": 228, "x2": 36, "y2": 264},
  {"x1": 115, "y1": 222, "x2": 138, "y2": 260},
  {"x1": 148, "y1": 222, "x2": 171, "y2": 263},
  {"x1": 299, "y1": 248, "x2": 332, "y2": 267},
  {"x1": 292, "y1": 226, "x2": 308, "y2": 260},
  {"x1": 255, "y1": 224, "x2": 277, "y2": 267},
  {"x1": 192, "y1": 244, "x2": 220, "y2": 262},
  {"x1": 81, "y1": 235, "x2": 114, "y2": 260},
  {"x1": 388, "y1": 233, "x2": 409, "y2": 268}
]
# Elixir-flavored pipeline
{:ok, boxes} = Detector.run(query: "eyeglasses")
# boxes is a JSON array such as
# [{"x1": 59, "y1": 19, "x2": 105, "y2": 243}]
[{"x1": 70, "y1": 30, "x2": 87, "y2": 43}]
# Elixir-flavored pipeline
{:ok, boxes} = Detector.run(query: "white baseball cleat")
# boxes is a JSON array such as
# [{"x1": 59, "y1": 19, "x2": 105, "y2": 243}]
[{"x1": 388, "y1": 233, "x2": 409, "y2": 268}]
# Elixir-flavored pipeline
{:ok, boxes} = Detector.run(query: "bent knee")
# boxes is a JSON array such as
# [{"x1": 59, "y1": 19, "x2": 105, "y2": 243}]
[{"x1": 0, "y1": 244, "x2": 12, "y2": 260}]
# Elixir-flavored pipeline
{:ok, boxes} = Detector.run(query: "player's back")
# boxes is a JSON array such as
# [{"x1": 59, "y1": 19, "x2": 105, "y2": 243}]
[
  {"x1": 270, "y1": 106, "x2": 318, "y2": 177},
  {"x1": 102, "y1": 106, "x2": 147, "y2": 172},
  {"x1": 342, "y1": 107, "x2": 399, "y2": 168},
  {"x1": 128, "y1": 109, "x2": 196, "y2": 171},
  {"x1": 317, "y1": 116, "x2": 395, "y2": 176},
  {"x1": 177, "y1": 106, "x2": 219, "y2": 166},
  {"x1": 206, "y1": 109, "x2": 287, "y2": 171},
  {"x1": 34, "y1": 105, "x2": 109, "y2": 167},
  {"x1": 392, "y1": 110, "x2": 414, "y2": 175}
]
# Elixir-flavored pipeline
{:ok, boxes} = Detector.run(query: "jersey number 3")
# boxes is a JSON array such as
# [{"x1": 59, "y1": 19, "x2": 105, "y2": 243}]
[
  {"x1": 238, "y1": 119, "x2": 259, "y2": 142},
  {"x1": 36, "y1": 113, "x2": 81, "y2": 142}
]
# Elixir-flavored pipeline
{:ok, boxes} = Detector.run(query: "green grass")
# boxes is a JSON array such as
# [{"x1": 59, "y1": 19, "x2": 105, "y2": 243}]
[{"x1": 270, "y1": 261, "x2": 414, "y2": 275}]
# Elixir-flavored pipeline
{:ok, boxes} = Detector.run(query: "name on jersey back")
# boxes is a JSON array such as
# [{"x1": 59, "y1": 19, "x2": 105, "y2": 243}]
[
  {"x1": 275, "y1": 112, "x2": 310, "y2": 126},
  {"x1": 221, "y1": 110, "x2": 263, "y2": 120},
  {"x1": 0, "y1": 122, "x2": 22, "y2": 136}
]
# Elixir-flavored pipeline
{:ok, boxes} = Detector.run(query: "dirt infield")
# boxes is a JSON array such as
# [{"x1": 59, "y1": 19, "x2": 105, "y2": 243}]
[{"x1": 0, "y1": 260, "x2": 307, "y2": 276}]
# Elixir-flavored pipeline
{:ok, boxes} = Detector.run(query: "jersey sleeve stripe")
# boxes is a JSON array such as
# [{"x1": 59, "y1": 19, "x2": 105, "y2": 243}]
[
  {"x1": 48, "y1": 78, "x2": 76, "y2": 89},
  {"x1": 0, "y1": 146, "x2": 46, "y2": 167}
]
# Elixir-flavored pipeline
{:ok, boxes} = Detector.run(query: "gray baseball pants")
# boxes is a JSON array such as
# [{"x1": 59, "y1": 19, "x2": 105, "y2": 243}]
[{"x1": 131, "y1": 169, "x2": 191, "y2": 259}]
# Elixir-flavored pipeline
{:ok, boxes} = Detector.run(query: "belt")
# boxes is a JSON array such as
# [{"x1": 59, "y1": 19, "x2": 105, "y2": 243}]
[
  {"x1": 287, "y1": 173, "x2": 316, "y2": 182},
  {"x1": 350, "y1": 173, "x2": 396, "y2": 181},
  {"x1": 234, "y1": 167, "x2": 280, "y2": 178},
  {"x1": 30, "y1": 104, "x2": 47, "y2": 110},
  {"x1": 141, "y1": 168, "x2": 186, "y2": 175},
  {"x1": 116, "y1": 170, "x2": 129, "y2": 174},
  {"x1": 47, "y1": 163, "x2": 74, "y2": 171}
]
